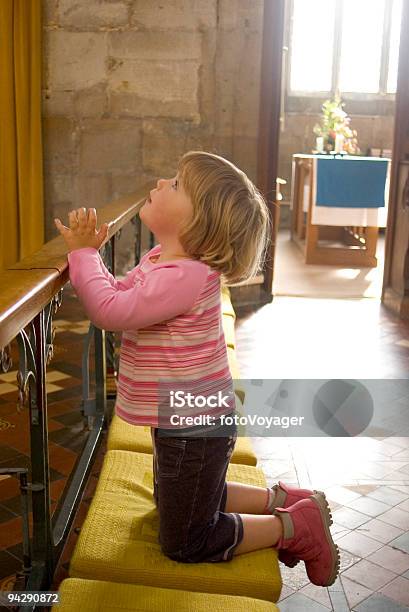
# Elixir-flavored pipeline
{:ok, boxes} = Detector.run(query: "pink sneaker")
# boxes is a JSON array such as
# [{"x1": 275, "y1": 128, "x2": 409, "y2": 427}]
[{"x1": 274, "y1": 493, "x2": 340, "y2": 587}]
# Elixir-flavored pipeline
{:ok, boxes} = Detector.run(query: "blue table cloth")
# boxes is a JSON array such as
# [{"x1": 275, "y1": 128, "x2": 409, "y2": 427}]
[{"x1": 316, "y1": 156, "x2": 388, "y2": 208}]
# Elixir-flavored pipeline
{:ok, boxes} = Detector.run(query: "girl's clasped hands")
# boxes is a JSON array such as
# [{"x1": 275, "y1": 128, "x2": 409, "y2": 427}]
[{"x1": 54, "y1": 207, "x2": 111, "y2": 253}]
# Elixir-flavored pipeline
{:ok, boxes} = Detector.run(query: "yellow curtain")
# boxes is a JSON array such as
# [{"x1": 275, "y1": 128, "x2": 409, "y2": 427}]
[{"x1": 0, "y1": 0, "x2": 44, "y2": 270}]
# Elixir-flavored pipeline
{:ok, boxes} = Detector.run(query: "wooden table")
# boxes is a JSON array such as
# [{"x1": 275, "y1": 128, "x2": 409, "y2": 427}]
[{"x1": 290, "y1": 154, "x2": 389, "y2": 267}]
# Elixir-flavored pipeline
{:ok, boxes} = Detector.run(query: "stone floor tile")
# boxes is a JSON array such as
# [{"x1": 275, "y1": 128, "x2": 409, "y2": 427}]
[
  {"x1": 338, "y1": 549, "x2": 362, "y2": 573},
  {"x1": 325, "y1": 485, "x2": 362, "y2": 505},
  {"x1": 328, "y1": 590, "x2": 350, "y2": 611},
  {"x1": 367, "y1": 545, "x2": 409, "y2": 574},
  {"x1": 333, "y1": 528, "x2": 352, "y2": 543},
  {"x1": 324, "y1": 499, "x2": 341, "y2": 513},
  {"x1": 367, "y1": 486, "x2": 409, "y2": 506},
  {"x1": 346, "y1": 496, "x2": 391, "y2": 517},
  {"x1": 359, "y1": 461, "x2": 407, "y2": 479},
  {"x1": 376, "y1": 442, "x2": 409, "y2": 459},
  {"x1": 274, "y1": 470, "x2": 298, "y2": 483},
  {"x1": 250, "y1": 436, "x2": 293, "y2": 458},
  {"x1": 331, "y1": 522, "x2": 350, "y2": 538},
  {"x1": 328, "y1": 576, "x2": 344, "y2": 592},
  {"x1": 356, "y1": 517, "x2": 404, "y2": 544},
  {"x1": 0, "y1": 552, "x2": 21, "y2": 583},
  {"x1": 264, "y1": 475, "x2": 279, "y2": 488},
  {"x1": 398, "y1": 463, "x2": 409, "y2": 475},
  {"x1": 355, "y1": 479, "x2": 400, "y2": 488},
  {"x1": 299, "y1": 583, "x2": 332, "y2": 609},
  {"x1": 389, "y1": 438, "x2": 409, "y2": 450},
  {"x1": 336, "y1": 531, "x2": 383, "y2": 557},
  {"x1": 278, "y1": 583, "x2": 295, "y2": 601},
  {"x1": 276, "y1": 592, "x2": 330, "y2": 611},
  {"x1": 345, "y1": 484, "x2": 379, "y2": 495},
  {"x1": 354, "y1": 593, "x2": 409, "y2": 611},
  {"x1": 280, "y1": 561, "x2": 310, "y2": 591},
  {"x1": 46, "y1": 370, "x2": 71, "y2": 382},
  {"x1": 378, "y1": 507, "x2": 409, "y2": 530},
  {"x1": 379, "y1": 576, "x2": 409, "y2": 607},
  {"x1": 397, "y1": 499, "x2": 409, "y2": 513},
  {"x1": 333, "y1": 506, "x2": 372, "y2": 529},
  {"x1": 389, "y1": 532, "x2": 409, "y2": 554},
  {"x1": 391, "y1": 486, "x2": 409, "y2": 495},
  {"x1": 0, "y1": 383, "x2": 20, "y2": 395},
  {"x1": 342, "y1": 558, "x2": 397, "y2": 590},
  {"x1": 340, "y1": 576, "x2": 373, "y2": 609},
  {"x1": 257, "y1": 459, "x2": 293, "y2": 479},
  {"x1": 381, "y1": 470, "x2": 409, "y2": 482}
]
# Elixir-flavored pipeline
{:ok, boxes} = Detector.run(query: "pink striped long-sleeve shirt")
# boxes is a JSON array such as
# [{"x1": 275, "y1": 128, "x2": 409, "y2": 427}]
[{"x1": 67, "y1": 244, "x2": 235, "y2": 427}]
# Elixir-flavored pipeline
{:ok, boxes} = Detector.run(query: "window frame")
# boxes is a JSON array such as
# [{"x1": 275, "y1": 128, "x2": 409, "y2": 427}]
[{"x1": 286, "y1": 0, "x2": 398, "y2": 102}]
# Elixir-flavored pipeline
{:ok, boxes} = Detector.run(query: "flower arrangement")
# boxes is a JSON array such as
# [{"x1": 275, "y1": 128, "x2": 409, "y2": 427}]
[{"x1": 313, "y1": 95, "x2": 360, "y2": 155}]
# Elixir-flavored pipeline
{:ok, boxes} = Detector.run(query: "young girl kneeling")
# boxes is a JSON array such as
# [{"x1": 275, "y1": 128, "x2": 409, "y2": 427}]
[{"x1": 55, "y1": 151, "x2": 339, "y2": 588}]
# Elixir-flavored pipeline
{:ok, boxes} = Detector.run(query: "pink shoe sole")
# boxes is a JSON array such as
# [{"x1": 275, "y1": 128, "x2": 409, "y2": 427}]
[{"x1": 308, "y1": 492, "x2": 340, "y2": 586}]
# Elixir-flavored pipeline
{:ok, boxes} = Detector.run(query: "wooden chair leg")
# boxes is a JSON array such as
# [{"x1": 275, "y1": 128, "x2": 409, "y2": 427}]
[
  {"x1": 305, "y1": 164, "x2": 318, "y2": 263},
  {"x1": 365, "y1": 227, "x2": 378, "y2": 258},
  {"x1": 290, "y1": 159, "x2": 299, "y2": 240}
]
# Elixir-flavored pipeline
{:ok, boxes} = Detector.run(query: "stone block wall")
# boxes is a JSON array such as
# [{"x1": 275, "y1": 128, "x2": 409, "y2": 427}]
[
  {"x1": 42, "y1": 0, "x2": 264, "y2": 271},
  {"x1": 42, "y1": 0, "x2": 396, "y2": 252}
]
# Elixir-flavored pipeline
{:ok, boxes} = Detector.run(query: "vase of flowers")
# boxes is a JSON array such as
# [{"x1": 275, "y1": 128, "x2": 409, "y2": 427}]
[{"x1": 313, "y1": 95, "x2": 360, "y2": 155}]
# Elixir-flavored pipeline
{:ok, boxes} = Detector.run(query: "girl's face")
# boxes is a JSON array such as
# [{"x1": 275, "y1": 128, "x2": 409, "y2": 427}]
[{"x1": 140, "y1": 174, "x2": 193, "y2": 238}]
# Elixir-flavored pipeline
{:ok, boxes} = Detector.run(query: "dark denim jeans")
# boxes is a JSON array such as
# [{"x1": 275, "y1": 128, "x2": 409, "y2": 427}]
[{"x1": 151, "y1": 417, "x2": 244, "y2": 563}]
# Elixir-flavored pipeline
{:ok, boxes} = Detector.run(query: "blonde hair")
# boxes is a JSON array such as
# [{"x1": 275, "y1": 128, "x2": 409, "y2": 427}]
[{"x1": 177, "y1": 151, "x2": 272, "y2": 286}]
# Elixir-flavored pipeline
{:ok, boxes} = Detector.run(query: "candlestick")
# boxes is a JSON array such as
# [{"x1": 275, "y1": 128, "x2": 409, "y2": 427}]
[{"x1": 335, "y1": 133, "x2": 344, "y2": 153}]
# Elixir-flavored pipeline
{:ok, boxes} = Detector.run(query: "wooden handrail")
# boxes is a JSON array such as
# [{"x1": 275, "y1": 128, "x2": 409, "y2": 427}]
[
  {"x1": 0, "y1": 180, "x2": 155, "y2": 599},
  {"x1": 0, "y1": 269, "x2": 63, "y2": 349},
  {"x1": 0, "y1": 182, "x2": 154, "y2": 349}
]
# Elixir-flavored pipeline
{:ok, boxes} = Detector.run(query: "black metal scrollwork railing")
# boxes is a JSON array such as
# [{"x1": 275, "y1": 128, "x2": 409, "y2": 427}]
[{"x1": 0, "y1": 184, "x2": 154, "y2": 611}]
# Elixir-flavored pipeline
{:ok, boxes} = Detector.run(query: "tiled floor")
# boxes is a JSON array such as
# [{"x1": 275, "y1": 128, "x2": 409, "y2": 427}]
[
  {"x1": 274, "y1": 229, "x2": 386, "y2": 299},
  {"x1": 1, "y1": 253, "x2": 409, "y2": 610},
  {"x1": 236, "y1": 291, "x2": 409, "y2": 610}
]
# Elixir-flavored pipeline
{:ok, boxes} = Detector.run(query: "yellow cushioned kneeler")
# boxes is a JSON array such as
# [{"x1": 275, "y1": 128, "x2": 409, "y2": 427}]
[
  {"x1": 221, "y1": 285, "x2": 236, "y2": 319},
  {"x1": 227, "y1": 346, "x2": 246, "y2": 405},
  {"x1": 222, "y1": 311, "x2": 236, "y2": 349},
  {"x1": 69, "y1": 451, "x2": 282, "y2": 603},
  {"x1": 107, "y1": 415, "x2": 257, "y2": 467},
  {"x1": 221, "y1": 287, "x2": 246, "y2": 404},
  {"x1": 54, "y1": 578, "x2": 279, "y2": 611}
]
